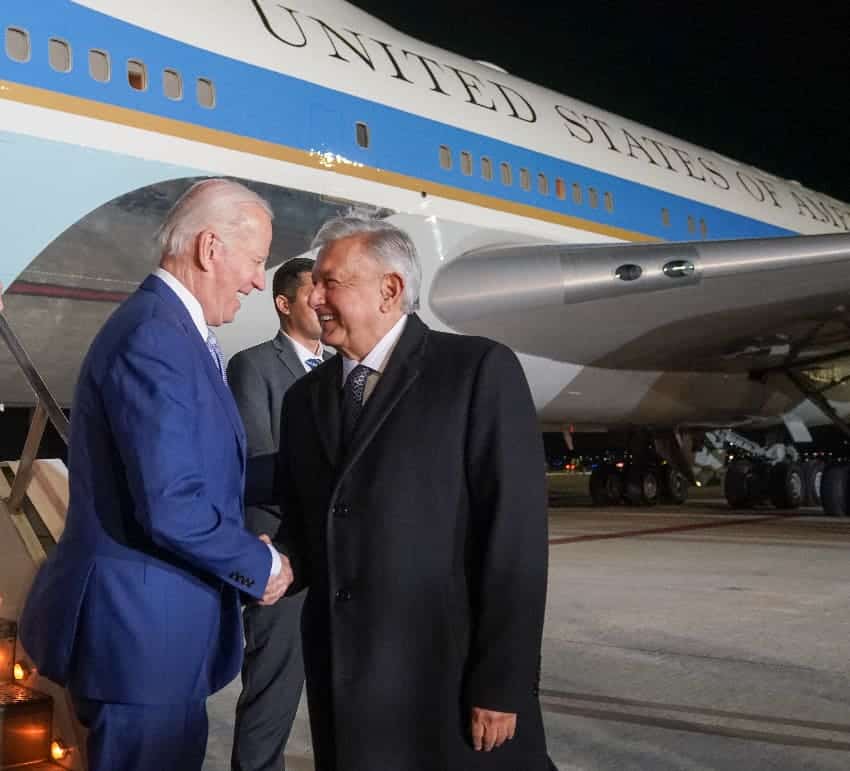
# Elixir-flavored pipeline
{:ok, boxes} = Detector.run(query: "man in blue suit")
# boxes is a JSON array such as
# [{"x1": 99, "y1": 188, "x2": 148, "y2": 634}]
[{"x1": 20, "y1": 178, "x2": 293, "y2": 771}]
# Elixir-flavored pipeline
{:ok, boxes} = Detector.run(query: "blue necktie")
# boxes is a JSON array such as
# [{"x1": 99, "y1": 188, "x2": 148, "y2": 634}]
[
  {"x1": 206, "y1": 329, "x2": 227, "y2": 384},
  {"x1": 305, "y1": 357, "x2": 323, "y2": 370}
]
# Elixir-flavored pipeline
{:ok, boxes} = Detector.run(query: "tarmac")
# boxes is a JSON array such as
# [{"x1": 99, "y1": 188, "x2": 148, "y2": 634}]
[{"x1": 204, "y1": 486, "x2": 850, "y2": 770}]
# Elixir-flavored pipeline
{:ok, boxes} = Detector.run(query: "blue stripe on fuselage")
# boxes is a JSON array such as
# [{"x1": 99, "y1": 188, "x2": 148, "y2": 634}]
[{"x1": 1, "y1": 0, "x2": 795, "y2": 241}]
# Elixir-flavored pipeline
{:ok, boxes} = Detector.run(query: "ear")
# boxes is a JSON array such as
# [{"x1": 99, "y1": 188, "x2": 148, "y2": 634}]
[
  {"x1": 275, "y1": 294, "x2": 291, "y2": 317},
  {"x1": 379, "y1": 272, "x2": 404, "y2": 313},
  {"x1": 196, "y1": 230, "x2": 217, "y2": 272}
]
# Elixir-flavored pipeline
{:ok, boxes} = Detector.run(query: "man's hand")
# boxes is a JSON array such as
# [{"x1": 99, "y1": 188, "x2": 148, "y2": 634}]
[
  {"x1": 258, "y1": 534, "x2": 293, "y2": 605},
  {"x1": 470, "y1": 707, "x2": 516, "y2": 751}
]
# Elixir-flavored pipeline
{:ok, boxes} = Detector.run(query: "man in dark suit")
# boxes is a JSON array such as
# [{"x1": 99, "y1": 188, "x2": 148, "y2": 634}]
[
  {"x1": 250, "y1": 214, "x2": 550, "y2": 770},
  {"x1": 228, "y1": 257, "x2": 330, "y2": 771},
  {"x1": 19, "y1": 179, "x2": 293, "y2": 771}
]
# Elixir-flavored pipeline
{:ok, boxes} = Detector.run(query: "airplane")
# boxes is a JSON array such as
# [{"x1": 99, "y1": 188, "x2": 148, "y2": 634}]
[{"x1": 1, "y1": 0, "x2": 849, "y2": 515}]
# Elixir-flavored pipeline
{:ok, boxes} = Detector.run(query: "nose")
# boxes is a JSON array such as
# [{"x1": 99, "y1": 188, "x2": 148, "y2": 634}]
[
  {"x1": 254, "y1": 266, "x2": 266, "y2": 291},
  {"x1": 309, "y1": 283, "x2": 323, "y2": 309}
]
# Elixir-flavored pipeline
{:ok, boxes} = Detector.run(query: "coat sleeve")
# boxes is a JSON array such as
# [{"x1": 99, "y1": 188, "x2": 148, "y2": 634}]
[
  {"x1": 463, "y1": 343, "x2": 548, "y2": 713},
  {"x1": 226, "y1": 350, "x2": 275, "y2": 456},
  {"x1": 103, "y1": 319, "x2": 272, "y2": 599}
]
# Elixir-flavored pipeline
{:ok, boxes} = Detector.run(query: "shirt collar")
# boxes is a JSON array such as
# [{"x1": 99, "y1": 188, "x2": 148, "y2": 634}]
[
  {"x1": 281, "y1": 331, "x2": 324, "y2": 371},
  {"x1": 341, "y1": 314, "x2": 408, "y2": 386},
  {"x1": 153, "y1": 268, "x2": 208, "y2": 342}
]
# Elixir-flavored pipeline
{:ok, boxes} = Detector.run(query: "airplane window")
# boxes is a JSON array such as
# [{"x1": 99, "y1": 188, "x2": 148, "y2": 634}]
[
  {"x1": 481, "y1": 157, "x2": 493, "y2": 181},
  {"x1": 555, "y1": 178, "x2": 566, "y2": 200},
  {"x1": 5, "y1": 27, "x2": 30, "y2": 63},
  {"x1": 500, "y1": 162, "x2": 512, "y2": 186},
  {"x1": 49, "y1": 38, "x2": 72, "y2": 73},
  {"x1": 460, "y1": 151, "x2": 473, "y2": 176},
  {"x1": 604, "y1": 191, "x2": 615, "y2": 213},
  {"x1": 89, "y1": 49, "x2": 110, "y2": 82},
  {"x1": 197, "y1": 77, "x2": 216, "y2": 108},
  {"x1": 588, "y1": 187, "x2": 599, "y2": 208},
  {"x1": 439, "y1": 145, "x2": 452, "y2": 170},
  {"x1": 520, "y1": 168, "x2": 530, "y2": 191},
  {"x1": 163, "y1": 69, "x2": 183, "y2": 100},
  {"x1": 572, "y1": 183, "x2": 582, "y2": 205},
  {"x1": 687, "y1": 215, "x2": 696, "y2": 233},
  {"x1": 355, "y1": 122, "x2": 370, "y2": 148},
  {"x1": 127, "y1": 59, "x2": 147, "y2": 91},
  {"x1": 661, "y1": 208, "x2": 671, "y2": 226},
  {"x1": 700, "y1": 218, "x2": 708, "y2": 238},
  {"x1": 538, "y1": 173, "x2": 549, "y2": 196}
]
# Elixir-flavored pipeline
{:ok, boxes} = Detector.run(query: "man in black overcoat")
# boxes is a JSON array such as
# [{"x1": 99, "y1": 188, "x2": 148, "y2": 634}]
[{"x1": 251, "y1": 214, "x2": 550, "y2": 771}]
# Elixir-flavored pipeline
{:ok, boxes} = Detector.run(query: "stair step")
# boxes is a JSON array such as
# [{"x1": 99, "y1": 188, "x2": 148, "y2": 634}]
[{"x1": 0, "y1": 683, "x2": 53, "y2": 767}]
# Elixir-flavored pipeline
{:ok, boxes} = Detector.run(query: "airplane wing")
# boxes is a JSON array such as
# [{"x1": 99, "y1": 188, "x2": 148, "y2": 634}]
[{"x1": 429, "y1": 233, "x2": 850, "y2": 374}]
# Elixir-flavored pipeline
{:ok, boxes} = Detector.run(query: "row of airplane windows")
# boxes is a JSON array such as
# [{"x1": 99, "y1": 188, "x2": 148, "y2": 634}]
[
  {"x1": 438, "y1": 144, "x2": 617, "y2": 213},
  {"x1": 4, "y1": 26, "x2": 217, "y2": 108}
]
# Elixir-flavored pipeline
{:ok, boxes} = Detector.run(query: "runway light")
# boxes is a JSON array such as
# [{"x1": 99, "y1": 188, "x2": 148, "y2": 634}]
[
  {"x1": 13, "y1": 660, "x2": 32, "y2": 680},
  {"x1": 51, "y1": 740, "x2": 71, "y2": 761}
]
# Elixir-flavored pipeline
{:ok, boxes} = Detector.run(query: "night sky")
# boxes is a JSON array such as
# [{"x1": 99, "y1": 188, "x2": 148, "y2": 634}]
[{"x1": 351, "y1": 0, "x2": 850, "y2": 204}]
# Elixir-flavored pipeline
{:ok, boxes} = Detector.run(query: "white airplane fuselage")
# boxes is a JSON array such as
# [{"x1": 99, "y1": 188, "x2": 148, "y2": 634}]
[{"x1": 0, "y1": 0, "x2": 848, "y2": 431}]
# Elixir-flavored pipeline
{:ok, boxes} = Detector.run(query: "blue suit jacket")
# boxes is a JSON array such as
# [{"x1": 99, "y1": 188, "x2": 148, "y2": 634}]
[{"x1": 20, "y1": 275, "x2": 272, "y2": 705}]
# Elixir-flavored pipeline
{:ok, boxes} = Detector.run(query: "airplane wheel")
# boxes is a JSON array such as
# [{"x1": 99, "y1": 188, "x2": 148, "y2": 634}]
[
  {"x1": 590, "y1": 466, "x2": 624, "y2": 506},
  {"x1": 768, "y1": 462, "x2": 805, "y2": 510},
  {"x1": 660, "y1": 467, "x2": 688, "y2": 505},
  {"x1": 803, "y1": 460, "x2": 824, "y2": 507},
  {"x1": 724, "y1": 459, "x2": 756, "y2": 509},
  {"x1": 820, "y1": 463, "x2": 849, "y2": 517},
  {"x1": 624, "y1": 468, "x2": 659, "y2": 506}
]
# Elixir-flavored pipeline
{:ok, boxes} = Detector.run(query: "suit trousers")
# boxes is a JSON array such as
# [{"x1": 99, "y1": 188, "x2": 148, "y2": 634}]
[
  {"x1": 232, "y1": 506, "x2": 306, "y2": 771},
  {"x1": 73, "y1": 696, "x2": 207, "y2": 771}
]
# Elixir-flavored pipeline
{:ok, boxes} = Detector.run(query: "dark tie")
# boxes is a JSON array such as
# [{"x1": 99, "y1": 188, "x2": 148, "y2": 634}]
[
  {"x1": 341, "y1": 364, "x2": 373, "y2": 445},
  {"x1": 205, "y1": 329, "x2": 227, "y2": 384},
  {"x1": 305, "y1": 357, "x2": 323, "y2": 370}
]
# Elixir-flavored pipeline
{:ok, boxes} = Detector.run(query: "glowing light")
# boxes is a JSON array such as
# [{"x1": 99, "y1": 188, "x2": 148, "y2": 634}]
[
  {"x1": 615, "y1": 462, "x2": 625, "y2": 469},
  {"x1": 695, "y1": 481, "x2": 702, "y2": 488},
  {"x1": 51, "y1": 740, "x2": 71, "y2": 761},
  {"x1": 13, "y1": 661, "x2": 31, "y2": 680}
]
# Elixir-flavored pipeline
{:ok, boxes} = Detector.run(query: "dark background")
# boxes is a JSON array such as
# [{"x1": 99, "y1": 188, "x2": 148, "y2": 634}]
[{"x1": 351, "y1": 0, "x2": 850, "y2": 203}]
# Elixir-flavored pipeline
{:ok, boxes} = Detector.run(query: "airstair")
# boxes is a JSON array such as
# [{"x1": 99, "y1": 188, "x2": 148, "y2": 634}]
[{"x1": 0, "y1": 310, "x2": 85, "y2": 770}]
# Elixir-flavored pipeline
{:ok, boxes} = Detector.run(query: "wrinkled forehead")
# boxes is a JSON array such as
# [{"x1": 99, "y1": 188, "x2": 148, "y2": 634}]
[{"x1": 315, "y1": 235, "x2": 380, "y2": 277}]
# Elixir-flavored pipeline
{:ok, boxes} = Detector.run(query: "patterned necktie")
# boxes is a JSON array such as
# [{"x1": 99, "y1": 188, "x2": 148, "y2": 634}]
[
  {"x1": 341, "y1": 364, "x2": 373, "y2": 445},
  {"x1": 205, "y1": 329, "x2": 227, "y2": 384},
  {"x1": 305, "y1": 357, "x2": 323, "y2": 370}
]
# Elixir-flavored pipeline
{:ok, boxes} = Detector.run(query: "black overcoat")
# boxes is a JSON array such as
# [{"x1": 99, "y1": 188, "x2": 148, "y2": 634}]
[{"x1": 273, "y1": 315, "x2": 549, "y2": 771}]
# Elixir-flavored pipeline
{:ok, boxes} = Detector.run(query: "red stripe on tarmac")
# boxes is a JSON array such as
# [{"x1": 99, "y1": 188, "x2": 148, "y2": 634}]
[
  {"x1": 6, "y1": 281, "x2": 131, "y2": 304},
  {"x1": 549, "y1": 514, "x2": 792, "y2": 545}
]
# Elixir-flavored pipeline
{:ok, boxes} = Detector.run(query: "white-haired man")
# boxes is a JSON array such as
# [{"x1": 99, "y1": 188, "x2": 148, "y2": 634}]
[
  {"x1": 20, "y1": 178, "x2": 293, "y2": 771},
  {"x1": 248, "y1": 214, "x2": 550, "y2": 770}
]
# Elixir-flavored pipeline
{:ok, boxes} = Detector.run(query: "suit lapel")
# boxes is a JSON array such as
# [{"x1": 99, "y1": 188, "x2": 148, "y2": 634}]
[
  {"x1": 339, "y1": 315, "x2": 427, "y2": 476},
  {"x1": 310, "y1": 354, "x2": 343, "y2": 468},
  {"x1": 273, "y1": 332, "x2": 305, "y2": 380},
  {"x1": 142, "y1": 275, "x2": 247, "y2": 464}
]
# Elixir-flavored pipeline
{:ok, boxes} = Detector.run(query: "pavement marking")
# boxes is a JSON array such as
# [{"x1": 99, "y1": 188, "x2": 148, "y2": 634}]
[{"x1": 548, "y1": 514, "x2": 791, "y2": 545}]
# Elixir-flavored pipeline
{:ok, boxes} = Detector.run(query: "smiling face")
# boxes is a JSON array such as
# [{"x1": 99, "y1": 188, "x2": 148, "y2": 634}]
[
  {"x1": 278, "y1": 271, "x2": 322, "y2": 344},
  {"x1": 199, "y1": 203, "x2": 272, "y2": 326},
  {"x1": 309, "y1": 234, "x2": 404, "y2": 360}
]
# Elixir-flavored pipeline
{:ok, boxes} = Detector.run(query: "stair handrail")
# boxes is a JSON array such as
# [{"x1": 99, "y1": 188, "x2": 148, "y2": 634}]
[{"x1": 0, "y1": 305, "x2": 70, "y2": 512}]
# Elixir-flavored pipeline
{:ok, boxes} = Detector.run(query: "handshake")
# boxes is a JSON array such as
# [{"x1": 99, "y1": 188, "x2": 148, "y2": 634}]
[{"x1": 258, "y1": 534, "x2": 294, "y2": 606}]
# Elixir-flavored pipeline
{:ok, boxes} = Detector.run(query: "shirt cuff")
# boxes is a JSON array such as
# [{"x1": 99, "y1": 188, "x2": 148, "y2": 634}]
[{"x1": 267, "y1": 543, "x2": 281, "y2": 577}]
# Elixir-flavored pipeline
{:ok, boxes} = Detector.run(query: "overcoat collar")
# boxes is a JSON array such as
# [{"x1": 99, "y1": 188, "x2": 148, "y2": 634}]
[
  {"x1": 141, "y1": 275, "x2": 247, "y2": 464},
  {"x1": 310, "y1": 314, "x2": 428, "y2": 471}
]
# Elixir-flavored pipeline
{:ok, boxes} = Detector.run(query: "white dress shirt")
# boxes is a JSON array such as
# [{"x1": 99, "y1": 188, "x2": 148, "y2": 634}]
[
  {"x1": 281, "y1": 331, "x2": 324, "y2": 372},
  {"x1": 341, "y1": 314, "x2": 407, "y2": 404},
  {"x1": 151, "y1": 269, "x2": 281, "y2": 579}
]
